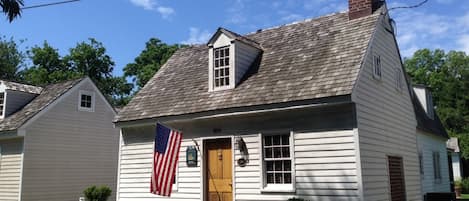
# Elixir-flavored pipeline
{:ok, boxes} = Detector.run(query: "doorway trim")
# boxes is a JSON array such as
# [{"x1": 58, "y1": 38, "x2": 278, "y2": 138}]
[{"x1": 200, "y1": 135, "x2": 235, "y2": 201}]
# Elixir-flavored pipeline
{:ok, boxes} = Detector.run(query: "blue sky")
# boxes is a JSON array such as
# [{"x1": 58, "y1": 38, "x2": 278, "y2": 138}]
[{"x1": 0, "y1": 0, "x2": 468, "y2": 77}]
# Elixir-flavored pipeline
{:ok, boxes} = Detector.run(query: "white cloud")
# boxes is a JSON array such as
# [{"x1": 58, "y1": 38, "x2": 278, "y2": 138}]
[
  {"x1": 129, "y1": 0, "x2": 156, "y2": 10},
  {"x1": 281, "y1": 14, "x2": 303, "y2": 22},
  {"x1": 457, "y1": 34, "x2": 469, "y2": 53},
  {"x1": 129, "y1": 0, "x2": 174, "y2": 19},
  {"x1": 156, "y1": 6, "x2": 174, "y2": 19},
  {"x1": 181, "y1": 27, "x2": 211, "y2": 45}
]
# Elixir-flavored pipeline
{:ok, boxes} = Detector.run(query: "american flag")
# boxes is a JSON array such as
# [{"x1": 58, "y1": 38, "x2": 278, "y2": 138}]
[{"x1": 151, "y1": 123, "x2": 182, "y2": 196}]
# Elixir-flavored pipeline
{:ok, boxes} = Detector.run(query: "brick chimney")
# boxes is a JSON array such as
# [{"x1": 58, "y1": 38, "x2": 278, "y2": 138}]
[{"x1": 349, "y1": 0, "x2": 382, "y2": 20}]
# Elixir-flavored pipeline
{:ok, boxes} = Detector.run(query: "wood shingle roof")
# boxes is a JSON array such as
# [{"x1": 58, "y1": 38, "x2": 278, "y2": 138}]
[{"x1": 116, "y1": 10, "x2": 382, "y2": 123}]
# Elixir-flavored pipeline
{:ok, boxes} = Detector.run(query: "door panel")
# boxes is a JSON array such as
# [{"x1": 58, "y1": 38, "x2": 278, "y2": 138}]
[{"x1": 205, "y1": 139, "x2": 232, "y2": 201}]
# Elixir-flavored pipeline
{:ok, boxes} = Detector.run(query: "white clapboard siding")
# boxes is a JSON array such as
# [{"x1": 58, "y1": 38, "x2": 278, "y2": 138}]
[
  {"x1": 119, "y1": 131, "x2": 202, "y2": 201},
  {"x1": 352, "y1": 15, "x2": 421, "y2": 201},
  {"x1": 20, "y1": 80, "x2": 119, "y2": 201},
  {"x1": 233, "y1": 131, "x2": 359, "y2": 201},
  {"x1": 417, "y1": 131, "x2": 450, "y2": 194},
  {"x1": 0, "y1": 138, "x2": 23, "y2": 201}
]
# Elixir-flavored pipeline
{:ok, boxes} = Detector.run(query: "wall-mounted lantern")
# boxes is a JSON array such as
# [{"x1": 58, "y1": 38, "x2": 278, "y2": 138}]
[
  {"x1": 236, "y1": 137, "x2": 249, "y2": 167},
  {"x1": 186, "y1": 146, "x2": 198, "y2": 167}
]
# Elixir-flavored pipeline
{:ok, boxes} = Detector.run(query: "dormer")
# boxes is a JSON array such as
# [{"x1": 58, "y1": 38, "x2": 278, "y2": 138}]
[
  {"x1": 207, "y1": 28, "x2": 262, "y2": 91},
  {"x1": 413, "y1": 85, "x2": 435, "y2": 119},
  {"x1": 0, "y1": 80, "x2": 42, "y2": 119}
]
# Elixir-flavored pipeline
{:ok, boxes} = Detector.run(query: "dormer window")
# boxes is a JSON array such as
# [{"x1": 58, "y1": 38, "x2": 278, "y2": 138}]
[
  {"x1": 78, "y1": 90, "x2": 95, "y2": 112},
  {"x1": 0, "y1": 92, "x2": 4, "y2": 117},
  {"x1": 214, "y1": 46, "x2": 231, "y2": 88}
]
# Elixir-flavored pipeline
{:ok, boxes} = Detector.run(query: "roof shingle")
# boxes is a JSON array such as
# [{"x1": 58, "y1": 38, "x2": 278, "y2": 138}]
[
  {"x1": 116, "y1": 11, "x2": 381, "y2": 123},
  {"x1": 0, "y1": 78, "x2": 84, "y2": 132}
]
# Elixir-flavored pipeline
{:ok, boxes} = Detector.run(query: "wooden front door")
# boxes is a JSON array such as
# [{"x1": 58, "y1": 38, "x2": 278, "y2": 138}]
[
  {"x1": 205, "y1": 139, "x2": 232, "y2": 201},
  {"x1": 388, "y1": 156, "x2": 406, "y2": 201}
]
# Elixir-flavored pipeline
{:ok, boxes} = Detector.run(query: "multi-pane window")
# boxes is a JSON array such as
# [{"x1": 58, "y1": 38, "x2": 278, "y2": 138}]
[
  {"x1": 263, "y1": 134, "x2": 292, "y2": 185},
  {"x1": 0, "y1": 92, "x2": 4, "y2": 117},
  {"x1": 78, "y1": 90, "x2": 94, "y2": 112},
  {"x1": 81, "y1": 94, "x2": 92, "y2": 108},
  {"x1": 373, "y1": 55, "x2": 382, "y2": 79},
  {"x1": 214, "y1": 46, "x2": 230, "y2": 88},
  {"x1": 433, "y1": 152, "x2": 441, "y2": 180}
]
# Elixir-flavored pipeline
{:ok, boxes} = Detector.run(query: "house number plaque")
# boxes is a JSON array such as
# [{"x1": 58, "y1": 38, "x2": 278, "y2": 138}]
[{"x1": 186, "y1": 146, "x2": 198, "y2": 167}]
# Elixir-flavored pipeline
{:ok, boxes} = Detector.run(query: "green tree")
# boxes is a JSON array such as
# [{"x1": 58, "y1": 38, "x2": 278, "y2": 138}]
[
  {"x1": 21, "y1": 39, "x2": 133, "y2": 106},
  {"x1": 124, "y1": 38, "x2": 182, "y2": 88},
  {"x1": 21, "y1": 41, "x2": 80, "y2": 85},
  {"x1": 0, "y1": 36, "x2": 24, "y2": 80},
  {"x1": 1, "y1": 0, "x2": 23, "y2": 22},
  {"x1": 405, "y1": 49, "x2": 469, "y2": 158}
]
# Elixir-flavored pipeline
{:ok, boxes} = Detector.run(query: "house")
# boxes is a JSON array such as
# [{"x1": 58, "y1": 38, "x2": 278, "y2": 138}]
[
  {"x1": 447, "y1": 137, "x2": 462, "y2": 182},
  {"x1": 0, "y1": 77, "x2": 119, "y2": 201},
  {"x1": 412, "y1": 85, "x2": 451, "y2": 194},
  {"x1": 114, "y1": 0, "x2": 450, "y2": 200}
]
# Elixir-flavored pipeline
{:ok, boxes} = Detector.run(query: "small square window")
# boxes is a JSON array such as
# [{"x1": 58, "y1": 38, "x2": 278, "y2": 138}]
[{"x1": 78, "y1": 90, "x2": 94, "y2": 112}]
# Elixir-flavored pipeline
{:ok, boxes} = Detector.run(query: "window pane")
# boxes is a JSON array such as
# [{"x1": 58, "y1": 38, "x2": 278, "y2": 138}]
[
  {"x1": 266, "y1": 161, "x2": 274, "y2": 171},
  {"x1": 215, "y1": 69, "x2": 219, "y2": 77},
  {"x1": 274, "y1": 161, "x2": 282, "y2": 171},
  {"x1": 220, "y1": 49, "x2": 224, "y2": 57},
  {"x1": 81, "y1": 101, "x2": 87, "y2": 107},
  {"x1": 282, "y1": 147, "x2": 290, "y2": 158},
  {"x1": 274, "y1": 147, "x2": 281, "y2": 158},
  {"x1": 215, "y1": 60, "x2": 219, "y2": 67},
  {"x1": 267, "y1": 173, "x2": 274, "y2": 184},
  {"x1": 284, "y1": 173, "x2": 292, "y2": 184},
  {"x1": 220, "y1": 68, "x2": 224, "y2": 76},
  {"x1": 220, "y1": 59, "x2": 224, "y2": 67},
  {"x1": 282, "y1": 135, "x2": 289, "y2": 145},
  {"x1": 265, "y1": 148, "x2": 272, "y2": 158},
  {"x1": 275, "y1": 173, "x2": 283, "y2": 183},
  {"x1": 273, "y1": 136, "x2": 280, "y2": 145},
  {"x1": 225, "y1": 48, "x2": 229, "y2": 56},
  {"x1": 225, "y1": 78, "x2": 229, "y2": 86},
  {"x1": 225, "y1": 68, "x2": 229, "y2": 76},
  {"x1": 284, "y1": 160, "x2": 291, "y2": 171},
  {"x1": 215, "y1": 79, "x2": 219, "y2": 87},
  {"x1": 220, "y1": 78, "x2": 225, "y2": 86},
  {"x1": 225, "y1": 58, "x2": 229, "y2": 66},
  {"x1": 215, "y1": 50, "x2": 219, "y2": 58},
  {"x1": 264, "y1": 136, "x2": 272, "y2": 146}
]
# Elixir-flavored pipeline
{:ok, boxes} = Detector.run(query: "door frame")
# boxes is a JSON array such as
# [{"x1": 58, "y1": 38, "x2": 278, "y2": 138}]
[{"x1": 201, "y1": 135, "x2": 235, "y2": 201}]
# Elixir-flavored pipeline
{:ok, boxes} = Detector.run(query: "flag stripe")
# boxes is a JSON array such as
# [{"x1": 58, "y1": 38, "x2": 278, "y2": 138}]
[{"x1": 151, "y1": 124, "x2": 183, "y2": 197}]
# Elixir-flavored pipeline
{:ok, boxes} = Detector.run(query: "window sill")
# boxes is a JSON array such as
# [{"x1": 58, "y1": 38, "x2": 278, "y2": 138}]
[{"x1": 260, "y1": 185, "x2": 295, "y2": 193}]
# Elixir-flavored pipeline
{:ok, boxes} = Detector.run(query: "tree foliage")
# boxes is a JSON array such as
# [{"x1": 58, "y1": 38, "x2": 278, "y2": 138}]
[
  {"x1": 404, "y1": 49, "x2": 469, "y2": 158},
  {"x1": 0, "y1": 0, "x2": 23, "y2": 22},
  {"x1": 124, "y1": 38, "x2": 182, "y2": 88},
  {"x1": 21, "y1": 38, "x2": 133, "y2": 106},
  {"x1": 0, "y1": 36, "x2": 24, "y2": 80}
]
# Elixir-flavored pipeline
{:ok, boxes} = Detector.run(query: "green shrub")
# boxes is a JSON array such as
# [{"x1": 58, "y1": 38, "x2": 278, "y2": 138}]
[
  {"x1": 455, "y1": 179, "x2": 462, "y2": 188},
  {"x1": 83, "y1": 185, "x2": 112, "y2": 201},
  {"x1": 461, "y1": 178, "x2": 469, "y2": 193},
  {"x1": 288, "y1": 198, "x2": 305, "y2": 201}
]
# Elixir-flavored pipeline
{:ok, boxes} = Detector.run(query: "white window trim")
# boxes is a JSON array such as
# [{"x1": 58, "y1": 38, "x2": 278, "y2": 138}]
[
  {"x1": 259, "y1": 131, "x2": 296, "y2": 193},
  {"x1": 372, "y1": 55, "x2": 382, "y2": 80},
  {"x1": 208, "y1": 43, "x2": 236, "y2": 92},
  {"x1": 78, "y1": 90, "x2": 95, "y2": 112}
]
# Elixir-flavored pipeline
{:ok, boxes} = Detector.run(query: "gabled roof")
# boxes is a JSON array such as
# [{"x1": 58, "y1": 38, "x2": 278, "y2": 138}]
[
  {"x1": 116, "y1": 9, "x2": 382, "y2": 123},
  {"x1": 207, "y1": 27, "x2": 262, "y2": 49},
  {"x1": 0, "y1": 78, "x2": 84, "y2": 132},
  {"x1": 0, "y1": 80, "x2": 43, "y2": 94},
  {"x1": 411, "y1": 89, "x2": 449, "y2": 139}
]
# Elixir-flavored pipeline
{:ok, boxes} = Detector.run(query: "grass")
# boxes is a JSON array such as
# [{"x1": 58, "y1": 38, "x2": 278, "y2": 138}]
[{"x1": 460, "y1": 194, "x2": 469, "y2": 199}]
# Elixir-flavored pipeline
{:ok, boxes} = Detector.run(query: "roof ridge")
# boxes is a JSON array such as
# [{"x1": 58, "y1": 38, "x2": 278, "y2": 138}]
[{"x1": 245, "y1": 10, "x2": 348, "y2": 36}]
